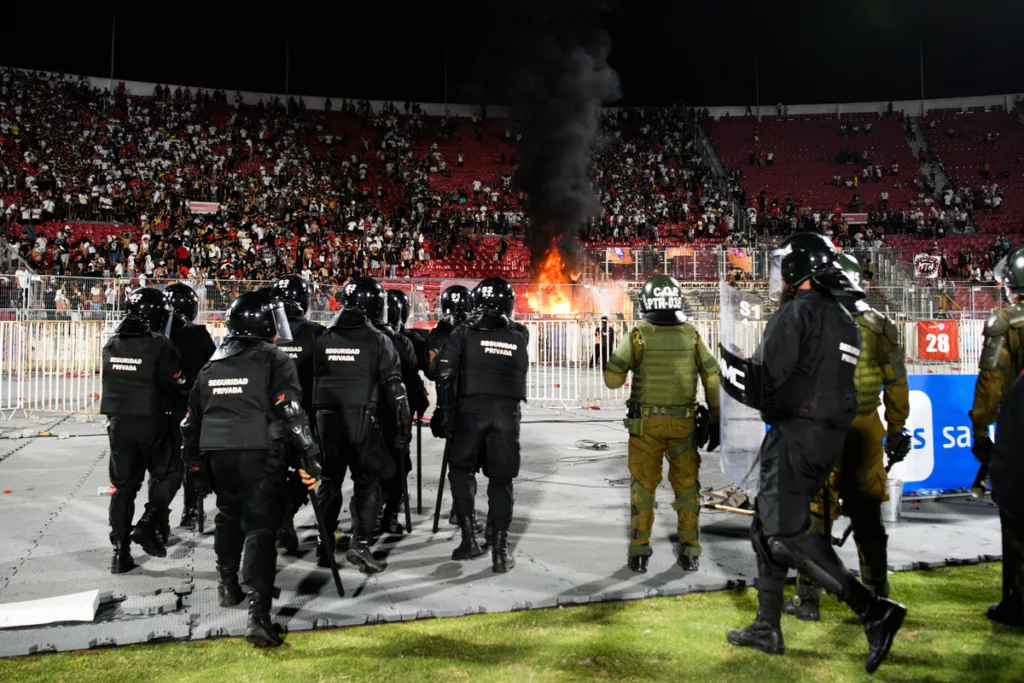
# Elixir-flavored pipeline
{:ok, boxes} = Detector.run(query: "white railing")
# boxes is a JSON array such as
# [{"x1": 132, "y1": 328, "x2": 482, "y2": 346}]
[{"x1": 0, "y1": 318, "x2": 981, "y2": 418}]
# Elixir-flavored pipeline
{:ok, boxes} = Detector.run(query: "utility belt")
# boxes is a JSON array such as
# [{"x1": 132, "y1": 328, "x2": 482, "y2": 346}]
[{"x1": 624, "y1": 400, "x2": 697, "y2": 438}]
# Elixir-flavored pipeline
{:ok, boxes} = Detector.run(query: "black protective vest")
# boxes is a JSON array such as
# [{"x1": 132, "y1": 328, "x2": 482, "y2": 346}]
[
  {"x1": 459, "y1": 325, "x2": 529, "y2": 400},
  {"x1": 277, "y1": 317, "x2": 323, "y2": 412},
  {"x1": 761, "y1": 291, "x2": 860, "y2": 427},
  {"x1": 101, "y1": 331, "x2": 167, "y2": 417},
  {"x1": 168, "y1": 322, "x2": 216, "y2": 413},
  {"x1": 197, "y1": 348, "x2": 271, "y2": 451},
  {"x1": 312, "y1": 323, "x2": 380, "y2": 410}
]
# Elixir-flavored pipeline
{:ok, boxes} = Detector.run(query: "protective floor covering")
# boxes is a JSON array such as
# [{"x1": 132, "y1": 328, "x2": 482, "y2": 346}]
[{"x1": 0, "y1": 406, "x2": 1002, "y2": 657}]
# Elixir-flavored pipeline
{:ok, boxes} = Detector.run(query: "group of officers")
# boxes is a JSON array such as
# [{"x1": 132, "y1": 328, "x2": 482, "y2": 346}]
[
  {"x1": 100, "y1": 274, "x2": 529, "y2": 647},
  {"x1": 98, "y1": 234, "x2": 1021, "y2": 665}
]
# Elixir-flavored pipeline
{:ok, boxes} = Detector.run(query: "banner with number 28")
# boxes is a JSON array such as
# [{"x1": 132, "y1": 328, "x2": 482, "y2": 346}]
[{"x1": 916, "y1": 321, "x2": 959, "y2": 361}]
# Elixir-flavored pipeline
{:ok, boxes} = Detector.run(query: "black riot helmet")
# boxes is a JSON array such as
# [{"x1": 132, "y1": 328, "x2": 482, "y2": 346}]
[
  {"x1": 125, "y1": 287, "x2": 173, "y2": 336},
  {"x1": 440, "y1": 285, "x2": 471, "y2": 321},
  {"x1": 163, "y1": 282, "x2": 199, "y2": 325},
  {"x1": 386, "y1": 290, "x2": 411, "y2": 330},
  {"x1": 769, "y1": 232, "x2": 863, "y2": 301},
  {"x1": 470, "y1": 277, "x2": 515, "y2": 317},
  {"x1": 273, "y1": 274, "x2": 310, "y2": 317},
  {"x1": 993, "y1": 245, "x2": 1024, "y2": 301},
  {"x1": 341, "y1": 277, "x2": 386, "y2": 323},
  {"x1": 638, "y1": 274, "x2": 686, "y2": 326},
  {"x1": 225, "y1": 288, "x2": 293, "y2": 343}
]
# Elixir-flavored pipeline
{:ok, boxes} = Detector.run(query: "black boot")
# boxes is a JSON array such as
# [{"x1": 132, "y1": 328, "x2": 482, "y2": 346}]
[
  {"x1": 865, "y1": 578, "x2": 891, "y2": 599},
  {"x1": 245, "y1": 592, "x2": 283, "y2": 648},
  {"x1": 277, "y1": 515, "x2": 299, "y2": 553},
  {"x1": 448, "y1": 506, "x2": 458, "y2": 526},
  {"x1": 483, "y1": 515, "x2": 493, "y2": 546},
  {"x1": 379, "y1": 509, "x2": 405, "y2": 535},
  {"x1": 728, "y1": 591, "x2": 785, "y2": 656},
  {"x1": 986, "y1": 600, "x2": 1024, "y2": 628},
  {"x1": 316, "y1": 532, "x2": 336, "y2": 568},
  {"x1": 131, "y1": 508, "x2": 167, "y2": 558},
  {"x1": 627, "y1": 552, "x2": 649, "y2": 573},
  {"x1": 449, "y1": 504, "x2": 484, "y2": 533},
  {"x1": 110, "y1": 540, "x2": 136, "y2": 574},
  {"x1": 677, "y1": 545, "x2": 700, "y2": 572},
  {"x1": 345, "y1": 489, "x2": 387, "y2": 574},
  {"x1": 217, "y1": 564, "x2": 244, "y2": 607},
  {"x1": 860, "y1": 597, "x2": 907, "y2": 674},
  {"x1": 179, "y1": 505, "x2": 200, "y2": 531},
  {"x1": 452, "y1": 500, "x2": 486, "y2": 561},
  {"x1": 491, "y1": 530, "x2": 515, "y2": 573},
  {"x1": 782, "y1": 584, "x2": 821, "y2": 622}
]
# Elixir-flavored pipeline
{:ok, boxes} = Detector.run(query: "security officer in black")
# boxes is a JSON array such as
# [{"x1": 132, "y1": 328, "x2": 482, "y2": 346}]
[
  {"x1": 430, "y1": 277, "x2": 529, "y2": 573},
  {"x1": 426, "y1": 284, "x2": 486, "y2": 530},
  {"x1": 721, "y1": 233, "x2": 906, "y2": 674},
  {"x1": 426, "y1": 284, "x2": 471, "y2": 376},
  {"x1": 101, "y1": 287, "x2": 186, "y2": 573},
  {"x1": 312, "y1": 277, "x2": 412, "y2": 574},
  {"x1": 163, "y1": 283, "x2": 216, "y2": 536},
  {"x1": 388, "y1": 289, "x2": 429, "y2": 372},
  {"x1": 181, "y1": 288, "x2": 320, "y2": 648},
  {"x1": 272, "y1": 274, "x2": 326, "y2": 552},
  {"x1": 377, "y1": 289, "x2": 429, "y2": 534}
]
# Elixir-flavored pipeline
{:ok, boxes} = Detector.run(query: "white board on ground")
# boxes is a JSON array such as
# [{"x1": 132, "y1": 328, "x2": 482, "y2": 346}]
[{"x1": 0, "y1": 589, "x2": 100, "y2": 628}]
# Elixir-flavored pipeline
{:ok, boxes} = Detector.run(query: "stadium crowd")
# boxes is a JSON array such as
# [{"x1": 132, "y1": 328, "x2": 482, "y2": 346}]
[{"x1": 1, "y1": 66, "x2": 1021, "y2": 309}]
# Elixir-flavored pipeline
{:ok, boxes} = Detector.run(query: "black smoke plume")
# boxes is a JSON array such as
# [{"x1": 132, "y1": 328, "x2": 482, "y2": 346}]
[{"x1": 489, "y1": 0, "x2": 621, "y2": 269}]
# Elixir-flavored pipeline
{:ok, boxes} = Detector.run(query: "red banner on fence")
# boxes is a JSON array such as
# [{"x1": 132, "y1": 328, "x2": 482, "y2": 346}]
[{"x1": 917, "y1": 321, "x2": 959, "y2": 361}]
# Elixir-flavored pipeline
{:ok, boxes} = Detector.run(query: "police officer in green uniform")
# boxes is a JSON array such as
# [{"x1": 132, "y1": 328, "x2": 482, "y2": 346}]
[
  {"x1": 971, "y1": 245, "x2": 1024, "y2": 626},
  {"x1": 603, "y1": 275, "x2": 720, "y2": 573},
  {"x1": 784, "y1": 253, "x2": 911, "y2": 621}
]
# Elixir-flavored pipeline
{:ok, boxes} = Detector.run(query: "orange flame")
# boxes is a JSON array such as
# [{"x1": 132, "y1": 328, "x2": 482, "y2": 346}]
[{"x1": 525, "y1": 241, "x2": 574, "y2": 316}]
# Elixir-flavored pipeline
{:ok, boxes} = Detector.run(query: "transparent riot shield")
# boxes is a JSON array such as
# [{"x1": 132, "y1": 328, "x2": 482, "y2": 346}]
[{"x1": 718, "y1": 280, "x2": 768, "y2": 495}]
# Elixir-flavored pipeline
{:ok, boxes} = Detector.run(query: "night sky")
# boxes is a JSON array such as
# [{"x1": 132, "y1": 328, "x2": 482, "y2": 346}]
[{"x1": 1, "y1": 2, "x2": 1022, "y2": 108}]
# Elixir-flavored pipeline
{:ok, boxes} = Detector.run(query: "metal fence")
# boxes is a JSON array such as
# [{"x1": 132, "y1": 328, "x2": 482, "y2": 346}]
[{"x1": 0, "y1": 314, "x2": 983, "y2": 418}]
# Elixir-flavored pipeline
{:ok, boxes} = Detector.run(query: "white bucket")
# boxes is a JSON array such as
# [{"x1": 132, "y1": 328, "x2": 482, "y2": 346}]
[{"x1": 882, "y1": 479, "x2": 903, "y2": 523}]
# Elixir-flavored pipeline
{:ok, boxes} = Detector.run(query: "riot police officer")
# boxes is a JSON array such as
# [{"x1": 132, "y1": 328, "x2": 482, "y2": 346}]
[
  {"x1": 181, "y1": 289, "x2": 320, "y2": 648},
  {"x1": 101, "y1": 287, "x2": 186, "y2": 573},
  {"x1": 783, "y1": 254, "x2": 911, "y2": 620},
  {"x1": 603, "y1": 274, "x2": 720, "y2": 573},
  {"x1": 272, "y1": 274, "x2": 326, "y2": 552},
  {"x1": 388, "y1": 289, "x2": 429, "y2": 372},
  {"x1": 163, "y1": 283, "x2": 216, "y2": 535},
  {"x1": 429, "y1": 277, "x2": 529, "y2": 573},
  {"x1": 312, "y1": 277, "x2": 412, "y2": 573},
  {"x1": 426, "y1": 284, "x2": 471, "y2": 373},
  {"x1": 974, "y1": 248, "x2": 1024, "y2": 627},
  {"x1": 377, "y1": 289, "x2": 429, "y2": 534},
  {"x1": 721, "y1": 233, "x2": 906, "y2": 674}
]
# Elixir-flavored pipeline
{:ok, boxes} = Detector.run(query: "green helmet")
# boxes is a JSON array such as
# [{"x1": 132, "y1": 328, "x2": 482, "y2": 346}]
[
  {"x1": 638, "y1": 275, "x2": 686, "y2": 326},
  {"x1": 837, "y1": 253, "x2": 862, "y2": 289},
  {"x1": 994, "y1": 245, "x2": 1024, "y2": 299}
]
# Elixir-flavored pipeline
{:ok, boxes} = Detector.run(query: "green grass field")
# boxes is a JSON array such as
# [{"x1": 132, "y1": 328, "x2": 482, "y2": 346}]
[{"x1": 1, "y1": 564, "x2": 1020, "y2": 682}]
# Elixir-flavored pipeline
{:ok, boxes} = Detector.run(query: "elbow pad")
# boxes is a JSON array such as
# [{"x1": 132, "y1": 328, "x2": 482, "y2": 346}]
[
  {"x1": 385, "y1": 375, "x2": 413, "y2": 439},
  {"x1": 277, "y1": 399, "x2": 319, "y2": 468}
]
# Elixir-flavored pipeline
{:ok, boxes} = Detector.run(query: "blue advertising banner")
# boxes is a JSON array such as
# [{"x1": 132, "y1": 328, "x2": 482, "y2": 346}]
[{"x1": 886, "y1": 374, "x2": 989, "y2": 494}]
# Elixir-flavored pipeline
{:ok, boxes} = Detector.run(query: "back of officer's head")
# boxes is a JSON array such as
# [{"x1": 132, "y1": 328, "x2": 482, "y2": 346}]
[
  {"x1": 341, "y1": 277, "x2": 386, "y2": 323},
  {"x1": 274, "y1": 274, "x2": 310, "y2": 317},
  {"x1": 470, "y1": 278, "x2": 515, "y2": 319},
  {"x1": 125, "y1": 287, "x2": 173, "y2": 335},
  {"x1": 226, "y1": 289, "x2": 281, "y2": 341}
]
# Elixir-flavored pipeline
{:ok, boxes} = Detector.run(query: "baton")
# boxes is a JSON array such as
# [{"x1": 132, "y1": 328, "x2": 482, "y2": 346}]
[
  {"x1": 301, "y1": 455, "x2": 344, "y2": 597},
  {"x1": 432, "y1": 439, "x2": 452, "y2": 533},
  {"x1": 197, "y1": 493, "x2": 205, "y2": 534},
  {"x1": 416, "y1": 416, "x2": 423, "y2": 514},
  {"x1": 403, "y1": 468, "x2": 413, "y2": 533}
]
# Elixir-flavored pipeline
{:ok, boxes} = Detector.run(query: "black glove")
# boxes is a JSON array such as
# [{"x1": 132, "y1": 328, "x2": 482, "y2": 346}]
[
  {"x1": 430, "y1": 406, "x2": 455, "y2": 439},
  {"x1": 884, "y1": 431, "x2": 912, "y2": 467},
  {"x1": 972, "y1": 434, "x2": 993, "y2": 466},
  {"x1": 707, "y1": 418, "x2": 720, "y2": 452},
  {"x1": 300, "y1": 444, "x2": 323, "y2": 480},
  {"x1": 395, "y1": 431, "x2": 412, "y2": 460},
  {"x1": 187, "y1": 455, "x2": 212, "y2": 497}
]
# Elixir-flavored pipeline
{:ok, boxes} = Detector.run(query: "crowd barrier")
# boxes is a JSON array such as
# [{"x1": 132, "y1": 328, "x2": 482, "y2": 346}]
[{"x1": 0, "y1": 318, "x2": 981, "y2": 418}]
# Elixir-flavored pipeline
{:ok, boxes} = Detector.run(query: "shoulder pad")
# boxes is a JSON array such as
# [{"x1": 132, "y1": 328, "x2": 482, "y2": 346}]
[
  {"x1": 858, "y1": 308, "x2": 886, "y2": 335},
  {"x1": 984, "y1": 310, "x2": 1010, "y2": 337},
  {"x1": 1007, "y1": 302, "x2": 1024, "y2": 328}
]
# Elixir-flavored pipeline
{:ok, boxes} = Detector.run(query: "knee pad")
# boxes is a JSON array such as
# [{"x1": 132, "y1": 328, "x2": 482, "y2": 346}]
[
  {"x1": 630, "y1": 479, "x2": 658, "y2": 515},
  {"x1": 671, "y1": 480, "x2": 700, "y2": 514}
]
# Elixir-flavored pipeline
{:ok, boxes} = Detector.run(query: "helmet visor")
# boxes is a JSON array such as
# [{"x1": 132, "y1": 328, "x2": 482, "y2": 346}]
[
  {"x1": 157, "y1": 307, "x2": 173, "y2": 337},
  {"x1": 993, "y1": 255, "x2": 1010, "y2": 285},
  {"x1": 268, "y1": 301, "x2": 293, "y2": 344},
  {"x1": 768, "y1": 249, "x2": 786, "y2": 302}
]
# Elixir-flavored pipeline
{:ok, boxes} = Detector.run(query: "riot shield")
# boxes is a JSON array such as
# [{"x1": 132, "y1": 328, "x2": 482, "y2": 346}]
[{"x1": 718, "y1": 280, "x2": 768, "y2": 495}]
